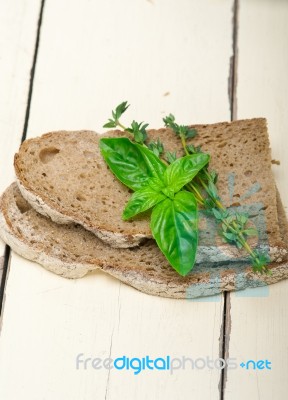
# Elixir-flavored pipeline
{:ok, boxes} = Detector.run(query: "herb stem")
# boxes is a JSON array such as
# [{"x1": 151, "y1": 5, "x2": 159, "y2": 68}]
[
  {"x1": 203, "y1": 169, "x2": 212, "y2": 181},
  {"x1": 215, "y1": 199, "x2": 225, "y2": 210},
  {"x1": 219, "y1": 212, "x2": 261, "y2": 267},
  {"x1": 161, "y1": 158, "x2": 169, "y2": 166},
  {"x1": 198, "y1": 176, "x2": 224, "y2": 209},
  {"x1": 195, "y1": 163, "x2": 265, "y2": 269},
  {"x1": 117, "y1": 121, "x2": 127, "y2": 131},
  {"x1": 180, "y1": 134, "x2": 189, "y2": 156},
  {"x1": 221, "y1": 218, "x2": 256, "y2": 258},
  {"x1": 187, "y1": 183, "x2": 204, "y2": 205},
  {"x1": 232, "y1": 223, "x2": 257, "y2": 258}
]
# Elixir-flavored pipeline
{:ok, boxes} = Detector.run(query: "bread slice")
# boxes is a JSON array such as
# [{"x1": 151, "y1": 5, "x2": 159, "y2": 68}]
[
  {"x1": 14, "y1": 119, "x2": 287, "y2": 263},
  {"x1": 0, "y1": 183, "x2": 288, "y2": 299}
]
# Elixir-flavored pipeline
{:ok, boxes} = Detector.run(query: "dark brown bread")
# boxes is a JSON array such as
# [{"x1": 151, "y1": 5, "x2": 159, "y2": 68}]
[
  {"x1": 0, "y1": 183, "x2": 287, "y2": 299},
  {"x1": 14, "y1": 118, "x2": 287, "y2": 261}
]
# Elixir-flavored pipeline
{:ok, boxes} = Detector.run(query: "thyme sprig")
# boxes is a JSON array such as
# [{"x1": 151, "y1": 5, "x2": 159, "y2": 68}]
[
  {"x1": 163, "y1": 114, "x2": 271, "y2": 274},
  {"x1": 103, "y1": 102, "x2": 271, "y2": 274},
  {"x1": 148, "y1": 138, "x2": 164, "y2": 157},
  {"x1": 103, "y1": 101, "x2": 149, "y2": 145},
  {"x1": 103, "y1": 101, "x2": 129, "y2": 130}
]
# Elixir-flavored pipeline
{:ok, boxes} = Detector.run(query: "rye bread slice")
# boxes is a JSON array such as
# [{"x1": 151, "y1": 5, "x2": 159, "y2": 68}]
[
  {"x1": 14, "y1": 119, "x2": 287, "y2": 263},
  {"x1": 1, "y1": 183, "x2": 288, "y2": 299}
]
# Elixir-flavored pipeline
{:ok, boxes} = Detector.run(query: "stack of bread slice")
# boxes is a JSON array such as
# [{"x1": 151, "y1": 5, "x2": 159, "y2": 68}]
[{"x1": 1, "y1": 118, "x2": 287, "y2": 298}]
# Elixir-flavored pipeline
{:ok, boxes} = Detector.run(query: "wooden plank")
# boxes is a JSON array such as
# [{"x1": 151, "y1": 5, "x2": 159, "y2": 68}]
[
  {"x1": 0, "y1": 0, "x2": 42, "y2": 193},
  {"x1": 225, "y1": 1, "x2": 288, "y2": 398},
  {"x1": 0, "y1": 1, "x2": 42, "y2": 292},
  {"x1": 1, "y1": 255, "x2": 224, "y2": 400},
  {"x1": 28, "y1": 0, "x2": 233, "y2": 132},
  {"x1": 0, "y1": 0, "x2": 234, "y2": 398}
]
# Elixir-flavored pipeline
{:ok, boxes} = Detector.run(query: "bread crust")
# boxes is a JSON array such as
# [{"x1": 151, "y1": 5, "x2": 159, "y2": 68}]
[
  {"x1": 16, "y1": 178, "x2": 148, "y2": 248},
  {"x1": 1, "y1": 183, "x2": 288, "y2": 299},
  {"x1": 14, "y1": 120, "x2": 288, "y2": 264}
]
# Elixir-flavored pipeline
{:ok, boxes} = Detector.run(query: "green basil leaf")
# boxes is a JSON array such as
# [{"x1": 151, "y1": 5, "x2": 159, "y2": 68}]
[
  {"x1": 151, "y1": 190, "x2": 198, "y2": 276},
  {"x1": 163, "y1": 153, "x2": 210, "y2": 194},
  {"x1": 99, "y1": 138, "x2": 166, "y2": 191},
  {"x1": 146, "y1": 177, "x2": 165, "y2": 192},
  {"x1": 134, "y1": 143, "x2": 166, "y2": 180},
  {"x1": 122, "y1": 186, "x2": 166, "y2": 220},
  {"x1": 161, "y1": 187, "x2": 175, "y2": 200}
]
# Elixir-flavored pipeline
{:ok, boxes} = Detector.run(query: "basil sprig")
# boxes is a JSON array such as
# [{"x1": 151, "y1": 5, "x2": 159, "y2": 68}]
[
  {"x1": 102, "y1": 102, "x2": 271, "y2": 274},
  {"x1": 100, "y1": 137, "x2": 209, "y2": 276}
]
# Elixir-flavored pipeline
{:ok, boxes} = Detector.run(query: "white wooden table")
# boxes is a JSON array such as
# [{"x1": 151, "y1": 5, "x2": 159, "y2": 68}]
[{"x1": 0, "y1": 1, "x2": 287, "y2": 399}]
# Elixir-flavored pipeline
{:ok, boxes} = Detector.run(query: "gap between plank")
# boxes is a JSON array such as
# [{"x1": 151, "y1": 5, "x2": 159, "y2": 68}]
[
  {"x1": 0, "y1": 0, "x2": 46, "y2": 318},
  {"x1": 21, "y1": 0, "x2": 46, "y2": 143},
  {"x1": 219, "y1": 292, "x2": 232, "y2": 399},
  {"x1": 220, "y1": 0, "x2": 239, "y2": 398},
  {"x1": 229, "y1": 0, "x2": 239, "y2": 122},
  {"x1": 0, "y1": 247, "x2": 10, "y2": 317}
]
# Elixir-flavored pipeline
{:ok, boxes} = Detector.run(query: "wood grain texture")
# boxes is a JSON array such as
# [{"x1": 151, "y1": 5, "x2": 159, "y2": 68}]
[
  {"x1": 0, "y1": 255, "x2": 224, "y2": 400},
  {"x1": 0, "y1": 0, "x2": 234, "y2": 399},
  {"x1": 0, "y1": 0, "x2": 42, "y2": 291},
  {"x1": 0, "y1": 0, "x2": 41, "y2": 193},
  {"x1": 225, "y1": 1, "x2": 288, "y2": 398},
  {"x1": 28, "y1": 0, "x2": 233, "y2": 133}
]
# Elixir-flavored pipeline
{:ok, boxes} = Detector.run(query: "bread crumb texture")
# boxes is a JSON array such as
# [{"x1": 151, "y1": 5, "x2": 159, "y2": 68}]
[
  {"x1": 0, "y1": 183, "x2": 288, "y2": 299},
  {"x1": 14, "y1": 119, "x2": 285, "y2": 252}
]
